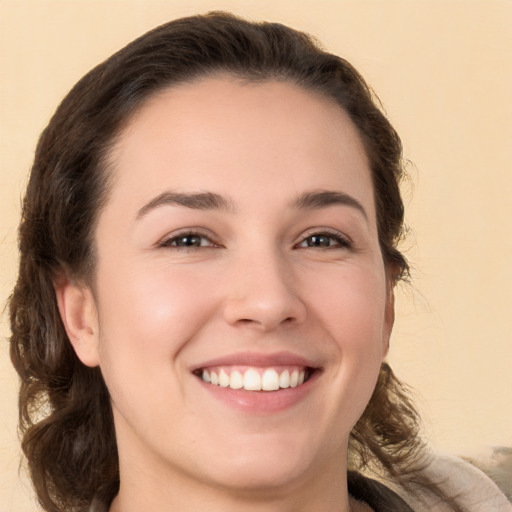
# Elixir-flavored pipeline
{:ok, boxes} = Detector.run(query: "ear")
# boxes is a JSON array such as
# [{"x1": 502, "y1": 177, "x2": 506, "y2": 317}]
[
  {"x1": 382, "y1": 273, "x2": 396, "y2": 359},
  {"x1": 54, "y1": 277, "x2": 100, "y2": 367}
]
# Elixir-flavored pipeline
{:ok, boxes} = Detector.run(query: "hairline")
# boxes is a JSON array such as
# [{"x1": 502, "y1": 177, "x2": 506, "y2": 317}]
[{"x1": 82, "y1": 71, "x2": 387, "y2": 289}]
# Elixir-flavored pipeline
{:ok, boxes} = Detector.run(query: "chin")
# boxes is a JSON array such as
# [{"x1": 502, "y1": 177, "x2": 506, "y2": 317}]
[
  {"x1": 207, "y1": 458, "x2": 313, "y2": 496},
  {"x1": 195, "y1": 432, "x2": 337, "y2": 496}
]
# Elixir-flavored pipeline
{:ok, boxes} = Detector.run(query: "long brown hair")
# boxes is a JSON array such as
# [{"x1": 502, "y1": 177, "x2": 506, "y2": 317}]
[{"x1": 9, "y1": 11, "x2": 452, "y2": 511}]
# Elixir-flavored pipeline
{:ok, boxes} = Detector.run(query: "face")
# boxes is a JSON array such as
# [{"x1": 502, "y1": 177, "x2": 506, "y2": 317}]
[{"x1": 61, "y1": 77, "x2": 393, "y2": 498}]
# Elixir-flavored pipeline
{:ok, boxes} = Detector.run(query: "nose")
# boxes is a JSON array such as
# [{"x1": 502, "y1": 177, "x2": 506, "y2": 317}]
[{"x1": 222, "y1": 250, "x2": 307, "y2": 332}]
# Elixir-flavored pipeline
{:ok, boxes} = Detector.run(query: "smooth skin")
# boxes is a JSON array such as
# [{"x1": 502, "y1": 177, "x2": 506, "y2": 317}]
[{"x1": 56, "y1": 77, "x2": 392, "y2": 512}]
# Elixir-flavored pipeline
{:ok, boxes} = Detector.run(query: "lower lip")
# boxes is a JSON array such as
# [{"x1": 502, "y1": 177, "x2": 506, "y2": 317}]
[{"x1": 196, "y1": 371, "x2": 319, "y2": 413}]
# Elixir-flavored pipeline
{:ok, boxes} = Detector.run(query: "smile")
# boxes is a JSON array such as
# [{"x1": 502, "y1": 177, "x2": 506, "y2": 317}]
[{"x1": 197, "y1": 366, "x2": 313, "y2": 391}]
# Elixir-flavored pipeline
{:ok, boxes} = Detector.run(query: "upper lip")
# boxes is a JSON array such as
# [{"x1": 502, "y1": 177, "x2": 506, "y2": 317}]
[{"x1": 190, "y1": 351, "x2": 321, "y2": 372}]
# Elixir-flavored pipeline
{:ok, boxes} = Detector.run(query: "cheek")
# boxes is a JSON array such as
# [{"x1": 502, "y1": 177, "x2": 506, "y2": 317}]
[
  {"x1": 308, "y1": 264, "x2": 388, "y2": 393},
  {"x1": 291, "y1": 265, "x2": 388, "y2": 440},
  {"x1": 94, "y1": 262, "x2": 221, "y2": 381},
  {"x1": 306, "y1": 263, "x2": 388, "y2": 348},
  {"x1": 93, "y1": 262, "x2": 224, "y2": 434}
]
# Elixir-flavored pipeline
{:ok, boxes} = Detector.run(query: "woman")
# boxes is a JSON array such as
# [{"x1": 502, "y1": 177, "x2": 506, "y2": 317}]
[{"x1": 8, "y1": 12, "x2": 510, "y2": 512}]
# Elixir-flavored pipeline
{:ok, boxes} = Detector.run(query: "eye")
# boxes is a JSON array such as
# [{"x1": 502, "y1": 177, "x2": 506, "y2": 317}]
[
  {"x1": 297, "y1": 231, "x2": 351, "y2": 249},
  {"x1": 158, "y1": 231, "x2": 218, "y2": 249}
]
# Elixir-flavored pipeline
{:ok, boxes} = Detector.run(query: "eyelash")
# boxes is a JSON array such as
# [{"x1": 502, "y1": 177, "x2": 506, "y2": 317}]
[
  {"x1": 157, "y1": 230, "x2": 352, "y2": 251},
  {"x1": 296, "y1": 230, "x2": 352, "y2": 250},
  {"x1": 158, "y1": 230, "x2": 219, "y2": 250}
]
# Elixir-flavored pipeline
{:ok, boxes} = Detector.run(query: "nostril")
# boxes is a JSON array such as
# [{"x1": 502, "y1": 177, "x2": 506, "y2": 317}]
[{"x1": 232, "y1": 315, "x2": 298, "y2": 330}]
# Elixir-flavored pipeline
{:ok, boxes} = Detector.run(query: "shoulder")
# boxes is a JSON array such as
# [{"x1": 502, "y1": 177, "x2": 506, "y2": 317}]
[
  {"x1": 348, "y1": 471, "x2": 415, "y2": 511},
  {"x1": 396, "y1": 454, "x2": 512, "y2": 512}
]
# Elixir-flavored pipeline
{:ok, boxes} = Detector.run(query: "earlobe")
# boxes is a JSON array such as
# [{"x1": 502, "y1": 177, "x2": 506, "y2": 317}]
[{"x1": 55, "y1": 278, "x2": 100, "y2": 367}]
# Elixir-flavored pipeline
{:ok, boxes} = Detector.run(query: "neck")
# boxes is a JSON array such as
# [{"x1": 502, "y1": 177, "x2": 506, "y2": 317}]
[
  {"x1": 109, "y1": 484, "x2": 358, "y2": 512},
  {"x1": 109, "y1": 447, "x2": 356, "y2": 512}
]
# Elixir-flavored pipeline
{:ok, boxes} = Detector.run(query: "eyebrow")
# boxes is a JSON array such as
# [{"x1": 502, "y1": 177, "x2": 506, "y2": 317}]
[
  {"x1": 136, "y1": 188, "x2": 367, "y2": 221},
  {"x1": 136, "y1": 191, "x2": 234, "y2": 218},
  {"x1": 292, "y1": 190, "x2": 368, "y2": 221}
]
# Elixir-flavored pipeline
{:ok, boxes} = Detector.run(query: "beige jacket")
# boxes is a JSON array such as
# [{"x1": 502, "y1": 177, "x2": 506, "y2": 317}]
[{"x1": 394, "y1": 454, "x2": 512, "y2": 512}]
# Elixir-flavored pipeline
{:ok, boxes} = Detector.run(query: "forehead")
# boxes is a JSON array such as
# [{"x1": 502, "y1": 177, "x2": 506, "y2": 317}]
[{"x1": 107, "y1": 77, "x2": 375, "y2": 218}]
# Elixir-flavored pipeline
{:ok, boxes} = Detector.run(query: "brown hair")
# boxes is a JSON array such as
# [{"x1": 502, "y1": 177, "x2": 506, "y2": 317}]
[{"x1": 9, "y1": 11, "x2": 451, "y2": 512}]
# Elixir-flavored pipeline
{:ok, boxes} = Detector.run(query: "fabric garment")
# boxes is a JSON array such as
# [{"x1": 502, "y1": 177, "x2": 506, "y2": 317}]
[
  {"x1": 348, "y1": 471, "x2": 415, "y2": 511},
  {"x1": 394, "y1": 454, "x2": 512, "y2": 512},
  {"x1": 85, "y1": 455, "x2": 512, "y2": 512}
]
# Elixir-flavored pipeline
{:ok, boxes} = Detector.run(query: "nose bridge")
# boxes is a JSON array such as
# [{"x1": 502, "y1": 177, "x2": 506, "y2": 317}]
[{"x1": 222, "y1": 242, "x2": 306, "y2": 330}]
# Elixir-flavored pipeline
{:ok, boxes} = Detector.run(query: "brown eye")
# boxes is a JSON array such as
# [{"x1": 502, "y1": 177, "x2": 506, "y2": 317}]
[
  {"x1": 306, "y1": 235, "x2": 333, "y2": 247},
  {"x1": 298, "y1": 232, "x2": 351, "y2": 249},
  {"x1": 174, "y1": 235, "x2": 204, "y2": 247},
  {"x1": 159, "y1": 232, "x2": 215, "y2": 249}
]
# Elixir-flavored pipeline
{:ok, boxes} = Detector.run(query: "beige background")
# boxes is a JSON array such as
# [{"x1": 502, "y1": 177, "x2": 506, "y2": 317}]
[{"x1": 1, "y1": 1, "x2": 511, "y2": 510}]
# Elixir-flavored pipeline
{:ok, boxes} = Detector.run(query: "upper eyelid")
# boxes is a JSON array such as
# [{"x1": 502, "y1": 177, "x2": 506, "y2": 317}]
[
  {"x1": 157, "y1": 228, "x2": 219, "y2": 247},
  {"x1": 293, "y1": 230, "x2": 354, "y2": 252},
  {"x1": 296, "y1": 227, "x2": 352, "y2": 243},
  {"x1": 156, "y1": 226, "x2": 352, "y2": 247}
]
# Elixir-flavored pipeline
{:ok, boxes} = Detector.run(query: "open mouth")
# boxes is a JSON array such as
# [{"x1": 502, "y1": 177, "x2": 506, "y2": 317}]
[{"x1": 193, "y1": 366, "x2": 316, "y2": 391}]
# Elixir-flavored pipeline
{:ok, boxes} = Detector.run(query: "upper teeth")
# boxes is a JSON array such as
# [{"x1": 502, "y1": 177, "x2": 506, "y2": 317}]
[{"x1": 201, "y1": 367, "x2": 306, "y2": 391}]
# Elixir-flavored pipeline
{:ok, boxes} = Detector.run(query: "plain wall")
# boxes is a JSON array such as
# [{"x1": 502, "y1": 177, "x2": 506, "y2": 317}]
[{"x1": 1, "y1": 1, "x2": 511, "y2": 510}]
